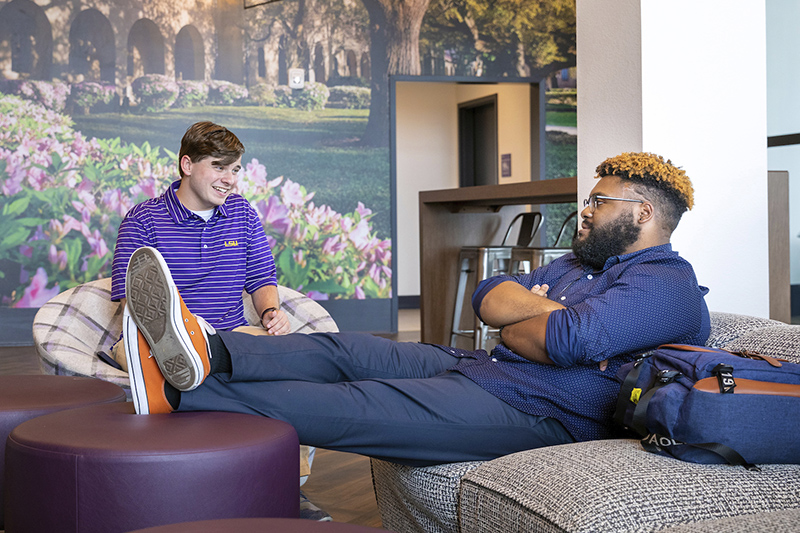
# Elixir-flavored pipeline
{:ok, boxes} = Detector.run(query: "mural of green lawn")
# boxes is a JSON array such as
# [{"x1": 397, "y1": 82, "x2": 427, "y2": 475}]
[
  {"x1": 0, "y1": 92, "x2": 392, "y2": 307},
  {"x1": 546, "y1": 106, "x2": 577, "y2": 128},
  {"x1": 72, "y1": 106, "x2": 391, "y2": 239}
]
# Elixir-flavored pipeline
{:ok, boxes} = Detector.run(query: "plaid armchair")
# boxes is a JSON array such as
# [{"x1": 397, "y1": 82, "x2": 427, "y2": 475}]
[{"x1": 32, "y1": 277, "x2": 338, "y2": 397}]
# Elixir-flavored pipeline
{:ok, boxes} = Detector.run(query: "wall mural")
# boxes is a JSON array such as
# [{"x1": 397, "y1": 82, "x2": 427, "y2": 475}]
[{"x1": 0, "y1": 0, "x2": 575, "y2": 317}]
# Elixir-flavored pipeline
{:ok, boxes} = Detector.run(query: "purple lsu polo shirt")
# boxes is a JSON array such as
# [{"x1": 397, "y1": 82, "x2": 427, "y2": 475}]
[{"x1": 111, "y1": 181, "x2": 276, "y2": 330}]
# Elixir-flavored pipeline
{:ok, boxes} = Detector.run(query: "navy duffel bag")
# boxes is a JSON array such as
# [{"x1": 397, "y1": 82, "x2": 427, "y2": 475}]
[{"x1": 614, "y1": 344, "x2": 800, "y2": 469}]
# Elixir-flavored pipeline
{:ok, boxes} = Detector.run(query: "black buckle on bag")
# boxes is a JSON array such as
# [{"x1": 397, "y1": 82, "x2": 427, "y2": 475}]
[
  {"x1": 656, "y1": 370, "x2": 680, "y2": 384},
  {"x1": 711, "y1": 363, "x2": 736, "y2": 393}
]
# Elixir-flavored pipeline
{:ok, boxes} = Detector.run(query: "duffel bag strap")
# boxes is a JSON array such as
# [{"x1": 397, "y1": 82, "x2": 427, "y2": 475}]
[
  {"x1": 613, "y1": 358, "x2": 646, "y2": 428},
  {"x1": 630, "y1": 369, "x2": 681, "y2": 436},
  {"x1": 658, "y1": 344, "x2": 786, "y2": 367},
  {"x1": 641, "y1": 433, "x2": 760, "y2": 471}
]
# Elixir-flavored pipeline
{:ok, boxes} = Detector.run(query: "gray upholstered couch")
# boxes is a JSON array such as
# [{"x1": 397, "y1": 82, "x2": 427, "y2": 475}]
[{"x1": 371, "y1": 312, "x2": 800, "y2": 532}]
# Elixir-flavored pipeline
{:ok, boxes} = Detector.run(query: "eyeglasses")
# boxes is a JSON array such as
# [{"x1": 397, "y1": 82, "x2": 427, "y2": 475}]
[{"x1": 583, "y1": 194, "x2": 644, "y2": 212}]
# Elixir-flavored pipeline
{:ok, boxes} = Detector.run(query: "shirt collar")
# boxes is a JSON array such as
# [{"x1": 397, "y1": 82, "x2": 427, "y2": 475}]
[
  {"x1": 163, "y1": 180, "x2": 229, "y2": 223},
  {"x1": 597, "y1": 243, "x2": 674, "y2": 271}
]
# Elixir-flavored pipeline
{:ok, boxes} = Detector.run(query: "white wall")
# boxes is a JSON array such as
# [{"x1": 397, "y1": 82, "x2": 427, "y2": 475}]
[
  {"x1": 577, "y1": 0, "x2": 770, "y2": 317},
  {"x1": 395, "y1": 81, "x2": 533, "y2": 298},
  {"x1": 766, "y1": 0, "x2": 800, "y2": 285},
  {"x1": 576, "y1": 0, "x2": 643, "y2": 196},
  {"x1": 395, "y1": 82, "x2": 459, "y2": 299}
]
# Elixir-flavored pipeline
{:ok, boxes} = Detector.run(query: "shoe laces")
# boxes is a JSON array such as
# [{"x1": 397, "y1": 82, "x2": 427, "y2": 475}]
[{"x1": 195, "y1": 315, "x2": 216, "y2": 336}]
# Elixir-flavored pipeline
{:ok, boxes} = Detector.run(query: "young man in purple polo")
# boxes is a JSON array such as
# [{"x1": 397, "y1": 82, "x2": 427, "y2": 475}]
[
  {"x1": 110, "y1": 122, "x2": 332, "y2": 521},
  {"x1": 110, "y1": 121, "x2": 290, "y2": 370}
]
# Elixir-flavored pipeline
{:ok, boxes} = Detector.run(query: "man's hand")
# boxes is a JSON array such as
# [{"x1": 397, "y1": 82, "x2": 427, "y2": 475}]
[
  {"x1": 261, "y1": 308, "x2": 290, "y2": 335},
  {"x1": 530, "y1": 284, "x2": 549, "y2": 298},
  {"x1": 252, "y1": 285, "x2": 289, "y2": 335}
]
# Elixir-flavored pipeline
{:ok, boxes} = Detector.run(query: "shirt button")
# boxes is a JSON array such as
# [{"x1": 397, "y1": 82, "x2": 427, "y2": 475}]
[
  {"x1": 560, "y1": 296, "x2": 566, "y2": 301},
  {"x1": 587, "y1": 274, "x2": 593, "y2": 280},
  {"x1": 203, "y1": 244, "x2": 208, "y2": 249},
  {"x1": 491, "y1": 358, "x2": 498, "y2": 362}
]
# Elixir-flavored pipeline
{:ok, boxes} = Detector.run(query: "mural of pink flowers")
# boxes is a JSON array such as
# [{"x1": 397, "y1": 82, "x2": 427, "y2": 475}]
[
  {"x1": 13, "y1": 267, "x2": 60, "y2": 308},
  {"x1": 0, "y1": 92, "x2": 391, "y2": 307}
]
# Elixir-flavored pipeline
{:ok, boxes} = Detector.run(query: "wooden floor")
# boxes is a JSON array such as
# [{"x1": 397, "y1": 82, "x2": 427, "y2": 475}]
[{"x1": 0, "y1": 310, "x2": 422, "y2": 530}]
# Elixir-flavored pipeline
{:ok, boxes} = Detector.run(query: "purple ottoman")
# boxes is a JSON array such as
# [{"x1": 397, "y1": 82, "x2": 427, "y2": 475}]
[
  {"x1": 129, "y1": 517, "x2": 385, "y2": 532},
  {"x1": 0, "y1": 375, "x2": 127, "y2": 529},
  {"x1": 4, "y1": 402, "x2": 299, "y2": 533}
]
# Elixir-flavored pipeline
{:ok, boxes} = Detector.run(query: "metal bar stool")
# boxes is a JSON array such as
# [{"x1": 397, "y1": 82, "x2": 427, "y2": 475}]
[
  {"x1": 450, "y1": 212, "x2": 542, "y2": 351},
  {"x1": 508, "y1": 211, "x2": 578, "y2": 275}
]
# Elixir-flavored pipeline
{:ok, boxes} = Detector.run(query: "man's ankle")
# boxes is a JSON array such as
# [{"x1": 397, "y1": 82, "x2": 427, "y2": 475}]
[
  {"x1": 208, "y1": 333, "x2": 232, "y2": 375},
  {"x1": 164, "y1": 383, "x2": 181, "y2": 410}
]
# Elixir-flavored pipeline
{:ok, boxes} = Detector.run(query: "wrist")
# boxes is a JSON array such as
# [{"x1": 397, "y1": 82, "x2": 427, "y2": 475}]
[{"x1": 260, "y1": 306, "x2": 278, "y2": 322}]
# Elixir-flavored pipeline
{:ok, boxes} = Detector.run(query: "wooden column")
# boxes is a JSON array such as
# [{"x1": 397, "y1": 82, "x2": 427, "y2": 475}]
[{"x1": 769, "y1": 171, "x2": 790, "y2": 322}]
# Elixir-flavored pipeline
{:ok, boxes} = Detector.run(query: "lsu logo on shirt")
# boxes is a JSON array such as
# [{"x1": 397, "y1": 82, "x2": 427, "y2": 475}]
[{"x1": 223, "y1": 240, "x2": 239, "y2": 247}]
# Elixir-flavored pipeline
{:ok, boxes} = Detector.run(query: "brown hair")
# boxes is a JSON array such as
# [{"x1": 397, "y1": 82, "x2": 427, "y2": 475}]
[{"x1": 178, "y1": 121, "x2": 245, "y2": 178}]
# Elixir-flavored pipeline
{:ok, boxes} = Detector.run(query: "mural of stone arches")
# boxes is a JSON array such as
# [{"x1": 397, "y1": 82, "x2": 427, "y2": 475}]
[
  {"x1": 0, "y1": 0, "x2": 228, "y2": 86},
  {"x1": 0, "y1": 0, "x2": 372, "y2": 90},
  {"x1": 127, "y1": 18, "x2": 165, "y2": 78},
  {"x1": 0, "y1": 0, "x2": 52, "y2": 80},
  {"x1": 175, "y1": 25, "x2": 205, "y2": 81}
]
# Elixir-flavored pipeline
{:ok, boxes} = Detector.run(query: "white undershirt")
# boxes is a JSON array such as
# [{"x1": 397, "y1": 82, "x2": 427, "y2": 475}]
[{"x1": 191, "y1": 208, "x2": 215, "y2": 222}]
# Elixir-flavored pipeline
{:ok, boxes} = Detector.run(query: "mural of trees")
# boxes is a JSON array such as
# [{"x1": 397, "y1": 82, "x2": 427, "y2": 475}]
[
  {"x1": 0, "y1": 0, "x2": 576, "y2": 312},
  {"x1": 422, "y1": 0, "x2": 576, "y2": 78},
  {"x1": 361, "y1": 0, "x2": 575, "y2": 146}
]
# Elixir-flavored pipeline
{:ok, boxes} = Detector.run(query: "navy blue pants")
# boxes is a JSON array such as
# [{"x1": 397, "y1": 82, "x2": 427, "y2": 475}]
[{"x1": 178, "y1": 332, "x2": 574, "y2": 466}]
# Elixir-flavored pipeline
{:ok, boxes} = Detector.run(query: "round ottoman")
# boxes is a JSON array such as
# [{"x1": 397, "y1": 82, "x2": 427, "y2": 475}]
[
  {"x1": 0, "y1": 375, "x2": 127, "y2": 529},
  {"x1": 129, "y1": 517, "x2": 384, "y2": 532},
  {"x1": 4, "y1": 402, "x2": 299, "y2": 533}
]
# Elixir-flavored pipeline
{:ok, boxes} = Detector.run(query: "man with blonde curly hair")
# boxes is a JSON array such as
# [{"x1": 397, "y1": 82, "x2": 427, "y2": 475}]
[
  {"x1": 122, "y1": 152, "x2": 709, "y2": 469},
  {"x1": 489, "y1": 151, "x2": 705, "y2": 366},
  {"x1": 568, "y1": 152, "x2": 693, "y2": 270}
]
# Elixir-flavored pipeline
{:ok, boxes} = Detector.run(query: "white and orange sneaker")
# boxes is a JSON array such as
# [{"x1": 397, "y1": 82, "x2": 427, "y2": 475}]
[
  {"x1": 123, "y1": 309, "x2": 174, "y2": 415},
  {"x1": 125, "y1": 246, "x2": 213, "y2": 392}
]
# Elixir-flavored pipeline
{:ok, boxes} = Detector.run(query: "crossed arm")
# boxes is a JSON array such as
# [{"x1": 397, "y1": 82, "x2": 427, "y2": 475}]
[{"x1": 477, "y1": 281, "x2": 566, "y2": 364}]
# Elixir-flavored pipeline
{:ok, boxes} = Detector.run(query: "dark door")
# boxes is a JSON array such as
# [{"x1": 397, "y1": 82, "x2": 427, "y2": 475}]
[{"x1": 458, "y1": 94, "x2": 498, "y2": 187}]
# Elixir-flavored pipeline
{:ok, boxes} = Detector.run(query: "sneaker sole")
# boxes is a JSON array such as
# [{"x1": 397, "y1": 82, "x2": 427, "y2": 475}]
[
  {"x1": 126, "y1": 247, "x2": 203, "y2": 391},
  {"x1": 123, "y1": 312, "x2": 150, "y2": 415}
]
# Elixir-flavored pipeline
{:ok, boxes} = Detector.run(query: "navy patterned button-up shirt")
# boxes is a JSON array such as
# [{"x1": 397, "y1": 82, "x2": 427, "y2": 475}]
[{"x1": 448, "y1": 244, "x2": 709, "y2": 442}]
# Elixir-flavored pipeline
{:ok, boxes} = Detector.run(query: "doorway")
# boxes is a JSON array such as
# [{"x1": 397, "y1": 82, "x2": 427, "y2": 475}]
[
  {"x1": 458, "y1": 94, "x2": 498, "y2": 187},
  {"x1": 392, "y1": 78, "x2": 547, "y2": 305}
]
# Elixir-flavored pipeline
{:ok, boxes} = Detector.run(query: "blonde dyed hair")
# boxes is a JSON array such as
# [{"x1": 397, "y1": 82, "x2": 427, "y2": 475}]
[{"x1": 595, "y1": 152, "x2": 694, "y2": 211}]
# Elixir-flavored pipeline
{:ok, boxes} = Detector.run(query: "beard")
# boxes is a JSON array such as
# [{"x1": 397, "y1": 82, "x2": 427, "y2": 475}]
[{"x1": 572, "y1": 210, "x2": 641, "y2": 270}]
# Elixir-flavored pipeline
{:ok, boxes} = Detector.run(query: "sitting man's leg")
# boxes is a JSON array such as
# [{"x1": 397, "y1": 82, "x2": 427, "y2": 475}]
[
  {"x1": 124, "y1": 247, "x2": 574, "y2": 466},
  {"x1": 127, "y1": 319, "x2": 573, "y2": 465}
]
